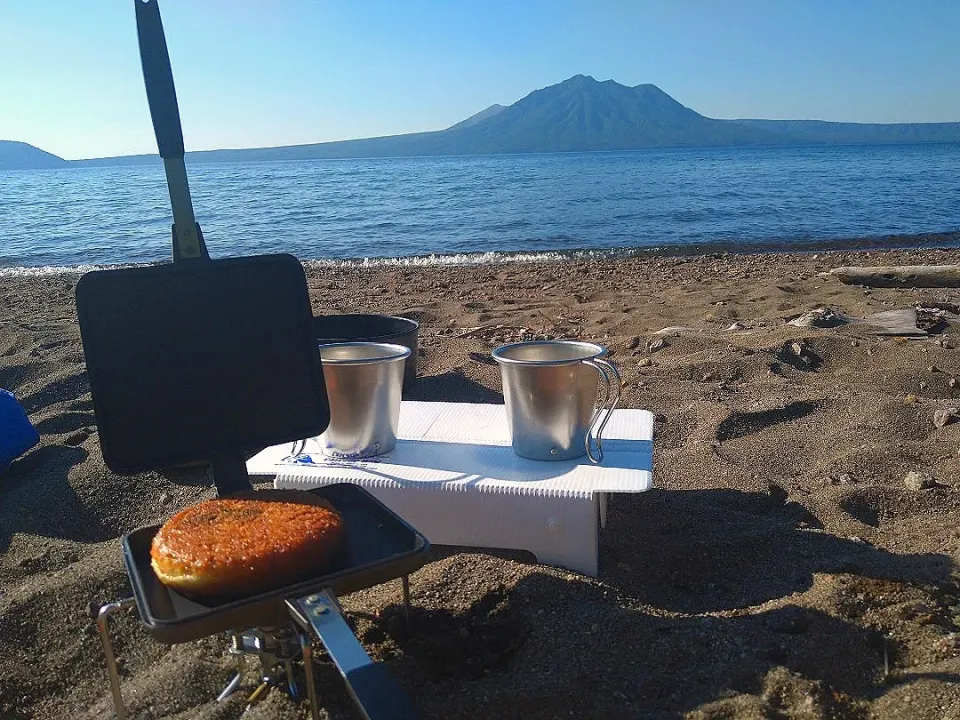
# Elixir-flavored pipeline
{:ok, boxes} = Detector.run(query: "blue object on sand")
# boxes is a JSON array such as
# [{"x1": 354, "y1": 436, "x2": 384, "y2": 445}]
[{"x1": 0, "y1": 388, "x2": 39, "y2": 471}]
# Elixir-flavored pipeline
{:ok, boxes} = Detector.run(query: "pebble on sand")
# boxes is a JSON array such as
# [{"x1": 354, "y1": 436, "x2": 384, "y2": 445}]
[
  {"x1": 903, "y1": 470, "x2": 937, "y2": 491},
  {"x1": 932, "y1": 408, "x2": 959, "y2": 429}
]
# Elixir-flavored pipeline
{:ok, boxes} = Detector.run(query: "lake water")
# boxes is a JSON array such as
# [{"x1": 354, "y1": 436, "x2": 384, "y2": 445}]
[{"x1": 1, "y1": 144, "x2": 959, "y2": 271}]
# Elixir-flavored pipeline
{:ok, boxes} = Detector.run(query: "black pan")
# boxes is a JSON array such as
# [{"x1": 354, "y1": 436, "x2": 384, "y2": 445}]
[
  {"x1": 123, "y1": 484, "x2": 429, "y2": 644},
  {"x1": 315, "y1": 314, "x2": 420, "y2": 392}
]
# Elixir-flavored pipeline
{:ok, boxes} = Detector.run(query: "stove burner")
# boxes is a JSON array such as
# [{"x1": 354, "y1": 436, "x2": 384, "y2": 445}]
[
  {"x1": 98, "y1": 583, "x2": 418, "y2": 720},
  {"x1": 224, "y1": 625, "x2": 310, "y2": 709}
]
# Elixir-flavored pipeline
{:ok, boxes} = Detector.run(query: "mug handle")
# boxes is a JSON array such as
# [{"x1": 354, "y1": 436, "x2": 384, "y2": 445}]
[{"x1": 582, "y1": 357, "x2": 621, "y2": 464}]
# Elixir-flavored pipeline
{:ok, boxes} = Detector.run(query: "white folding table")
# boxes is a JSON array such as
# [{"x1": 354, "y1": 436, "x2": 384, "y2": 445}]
[{"x1": 246, "y1": 401, "x2": 653, "y2": 577}]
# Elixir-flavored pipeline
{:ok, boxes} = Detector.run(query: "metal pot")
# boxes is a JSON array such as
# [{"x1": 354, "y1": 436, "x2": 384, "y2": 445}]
[
  {"x1": 492, "y1": 340, "x2": 621, "y2": 463},
  {"x1": 317, "y1": 342, "x2": 411, "y2": 459},
  {"x1": 314, "y1": 314, "x2": 419, "y2": 392}
]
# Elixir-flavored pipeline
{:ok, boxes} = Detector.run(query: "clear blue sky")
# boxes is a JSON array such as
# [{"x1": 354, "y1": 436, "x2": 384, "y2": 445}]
[{"x1": 2, "y1": 0, "x2": 958, "y2": 160}]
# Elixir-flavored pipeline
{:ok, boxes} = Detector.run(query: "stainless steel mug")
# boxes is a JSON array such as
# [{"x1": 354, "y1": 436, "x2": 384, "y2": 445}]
[
  {"x1": 492, "y1": 340, "x2": 621, "y2": 463},
  {"x1": 317, "y1": 342, "x2": 411, "y2": 459}
]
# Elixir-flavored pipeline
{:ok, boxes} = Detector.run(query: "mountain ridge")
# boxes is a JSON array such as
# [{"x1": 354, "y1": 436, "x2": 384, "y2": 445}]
[
  {"x1": 4, "y1": 75, "x2": 959, "y2": 170},
  {"x1": 0, "y1": 140, "x2": 68, "y2": 170}
]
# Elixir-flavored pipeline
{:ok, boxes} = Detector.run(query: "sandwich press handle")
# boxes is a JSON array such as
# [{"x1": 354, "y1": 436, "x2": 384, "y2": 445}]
[
  {"x1": 287, "y1": 593, "x2": 422, "y2": 720},
  {"x1": 134, "y1": 0, "x2": 209, "y2": 262}
]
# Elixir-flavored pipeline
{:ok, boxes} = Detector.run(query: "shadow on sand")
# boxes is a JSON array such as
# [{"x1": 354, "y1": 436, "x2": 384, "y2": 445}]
[
  {"x1": 405, "y1": 372, "x2": 504, "y2": 405},
  {"x1": 356, "y1": 487, "x2": 959, "y2": 719},
  {"x1": 0, "y1": 444, "x2": 110, "y2": 552}
]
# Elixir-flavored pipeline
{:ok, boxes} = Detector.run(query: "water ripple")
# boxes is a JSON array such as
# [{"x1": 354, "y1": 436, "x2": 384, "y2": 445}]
[{"x1": 0, "y1": 144, "x2": 959, "y2": 268}]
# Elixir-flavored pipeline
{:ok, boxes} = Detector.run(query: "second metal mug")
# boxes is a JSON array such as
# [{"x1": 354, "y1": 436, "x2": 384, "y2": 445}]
[
  {"x1": 492, "y1": 340, "x2": 621, "y2": 463},
  {"x1": 317, "y1": 342, "x2": 411, "y2": 459}
]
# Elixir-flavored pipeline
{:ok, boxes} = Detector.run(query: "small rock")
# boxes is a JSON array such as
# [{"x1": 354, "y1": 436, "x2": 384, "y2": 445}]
[
  {"x1": 627, "y1": 336, "x2": 640, "y2": 350},
  {"x1": 647, "y1": 338, "x2": 668, "y2": 353},
  {"x1": 789, "y1": 307, "x2": 847, "y2": 329},
  {"x1": 929, "y1": 365, "x2": 940, "y2": 373},
  {"x1": 701, "y1": 372, "x2": 718, "y2": 382},
  {"x1": 950, "y1": 378, "x2": 958, "y2": 389},
  {"x1": 64, "y1": 430, "x2": 88, "y2": 446},
  {"x1": 724, "y1": 322, "x2": 747, "y2": 331},
  {"x1": 638, "y1": 358, "x2": 653, "y2": 368},
  {"x1": 933, "y1": 408, "x2": 959, "y2": 428},
  {"x1": 904, "y1": 394, "x2": 918, "y2": 404},
  {"x1": 904, "y1": 470, "x2": 937, "y2": 491},
  {"x1": 838, "y1": 473, "x2": 855, "y2": 485},
  {"x1": 851, "y1": 339, "x2": 860, "y2": 347},
  {"x1": 790, "y1": 342, "x2": 804, "y2": 356},
  {"x1": 919, "y1": 381, "x2": 928, "y2": 390},
  {"x1": 159, "y1": 492, "x2": 171, "y2": 505}
]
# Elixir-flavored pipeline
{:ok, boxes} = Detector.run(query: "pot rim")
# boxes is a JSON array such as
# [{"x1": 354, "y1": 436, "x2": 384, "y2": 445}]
[
  {"x1": 318, "y1": 341, "x2": 412, "y2": 365},
  {"x1": 491, "y1": 340, "x2": 607, "y2": 366}
]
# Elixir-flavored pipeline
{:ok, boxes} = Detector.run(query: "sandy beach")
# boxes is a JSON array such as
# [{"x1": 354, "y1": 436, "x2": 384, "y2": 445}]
[{"x1": 3, "y1": 243, "x2": 960, "y2": 719}]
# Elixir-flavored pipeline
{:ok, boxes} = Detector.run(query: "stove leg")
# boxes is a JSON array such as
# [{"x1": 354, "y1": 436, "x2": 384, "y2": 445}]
[
  {"x1": 299, "y1": 631, "x2": 322, "y2": 720},
  {"x1": 215, "y1": 671, "x2": 243, "y2": 702},
  {"x1": 401, "y1": 575, "x2": 411, "y2": 625},
  {"x1": 96, "y1": 597, "x2": 136, "y2": 720},
  {"x1": 284, "y1": 659, "x2": 299, "y2": 701}
]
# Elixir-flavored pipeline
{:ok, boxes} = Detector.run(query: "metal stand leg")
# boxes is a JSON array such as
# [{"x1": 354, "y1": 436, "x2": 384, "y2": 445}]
[
  {"x1": 97, "y1": 597, "x2": 136, "y2": 720},
  {"x1": 401, "y1": 575, "x2": 411, "y2": 625},
  {"x1": 215, "y1": 671, "x2": 243, "y2": 702},
  {"x1": 299, "y1": 631, "x2": 322, "y2": 720}
]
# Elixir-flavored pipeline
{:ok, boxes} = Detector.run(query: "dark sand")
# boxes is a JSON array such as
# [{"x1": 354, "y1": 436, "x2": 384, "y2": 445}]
[{"x1": 3, "y1": 246, "x2": 960, "y2": 719}]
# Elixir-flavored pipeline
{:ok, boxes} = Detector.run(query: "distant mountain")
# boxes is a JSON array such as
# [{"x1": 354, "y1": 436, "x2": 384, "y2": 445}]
[
  {"x1": 10, "y1": 76, "x2": 960, "y2": 169},
  {"x1": 0, "y1": 141, "x2": 67, "y2": 170},
  {"x1": 446, "y1": 104, "x2": 506, "y2": 131},
  {"x1": 732, "y1": 118, "x2": 960, "y2": 145},
  {"x1": 433, "y1": 76, "x2": 785, "y2": 153}
]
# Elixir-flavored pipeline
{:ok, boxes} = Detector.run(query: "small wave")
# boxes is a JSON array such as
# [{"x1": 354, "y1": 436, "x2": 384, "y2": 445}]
[
  {"x1": 3, "y1": 230, "x2": 958, "y2": 276},
  {"x1": 304, "y1": 250, "x2": 574, "y2": 269},
  {"x1": 0, "y1": 262, "x2": 155, "y2": 278}
]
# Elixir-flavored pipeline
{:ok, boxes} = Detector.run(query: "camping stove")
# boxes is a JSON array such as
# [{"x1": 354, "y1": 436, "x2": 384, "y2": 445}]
[
  {"x1": 96, "y1": 483, "x2": 426, "y2": 720},
  {"x1": 98, "y1": 580, "x2": 417, "y2": 720}
]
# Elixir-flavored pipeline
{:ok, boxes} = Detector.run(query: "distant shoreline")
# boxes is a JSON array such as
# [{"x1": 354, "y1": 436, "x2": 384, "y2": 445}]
[{"x1": 50, "y1": 139, "x2": 960, "y2": 169}]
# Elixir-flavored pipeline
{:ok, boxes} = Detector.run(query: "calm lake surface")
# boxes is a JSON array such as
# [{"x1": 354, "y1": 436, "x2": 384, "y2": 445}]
[{"x1": 2, "y1": 144, "x2": 959, "y2": 270}]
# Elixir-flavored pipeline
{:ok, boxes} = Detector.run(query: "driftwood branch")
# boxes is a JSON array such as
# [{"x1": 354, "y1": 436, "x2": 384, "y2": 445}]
[
  {"x1": 453, "y1": 324, "x2": 526, "y2": 339},
  {"x1": 830, "y1": 265, "x2": 960, "y2": 288}
]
